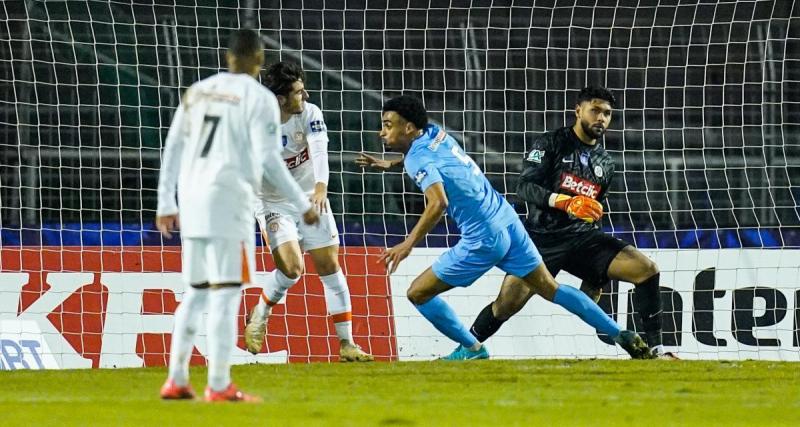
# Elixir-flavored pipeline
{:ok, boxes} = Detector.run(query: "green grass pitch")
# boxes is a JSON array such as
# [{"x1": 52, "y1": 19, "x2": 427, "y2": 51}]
[{"x1": 2, "y1": 359, "x2": 799, "y2": 426}]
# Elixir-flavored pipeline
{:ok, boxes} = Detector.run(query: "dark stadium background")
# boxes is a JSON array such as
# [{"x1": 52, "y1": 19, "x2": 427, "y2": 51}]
[{"x1": 1, "y1": 0, "x2": 798, "y2": 248}]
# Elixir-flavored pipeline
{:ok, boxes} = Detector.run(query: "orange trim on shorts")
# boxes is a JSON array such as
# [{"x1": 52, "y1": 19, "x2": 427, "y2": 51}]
[
  {"x1": 241, "y1": 242, "x2": 251, "y2": 285},
  {"x1": 330, "y1": 312, "x2": 352, "y2": 323}
]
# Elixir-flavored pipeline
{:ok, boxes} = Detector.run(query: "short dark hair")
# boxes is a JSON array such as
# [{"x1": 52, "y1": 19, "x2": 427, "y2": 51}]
[
  {"x1": 382, "y1": 95, "x2": 428, "y2": 129},
  {"x1": 576, "y1": 86, "x2": 617, "y2": 108},
  {"x1": 264, "y1": 62, "x2": 305, "y2": 97},
  {"x1": 227, "y1": 28, "x2": 263, "y2": 58}
]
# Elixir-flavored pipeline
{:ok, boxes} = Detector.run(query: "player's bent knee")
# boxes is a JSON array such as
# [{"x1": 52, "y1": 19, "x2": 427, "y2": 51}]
[
  {"x1": 314, "y1": 259, "x2": 340, "y2": 277},
  {"x1": 280, "y1": 264, "x2": 304, "y2": 280},
  {"x1": 406, "y1": 287, "x2": 430, "y2": 306},
  {"x1": 634, "y1": 259, "x2": 659, "y2": 284}
]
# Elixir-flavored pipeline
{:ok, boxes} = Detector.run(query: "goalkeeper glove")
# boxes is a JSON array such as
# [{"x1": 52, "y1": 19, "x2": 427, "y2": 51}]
[{"x1": 549, "y1": 193, "x2": 603, "y2": 223}]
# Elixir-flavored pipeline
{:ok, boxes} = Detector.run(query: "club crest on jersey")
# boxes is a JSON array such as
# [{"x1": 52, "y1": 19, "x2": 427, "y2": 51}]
[
  {"x1": 266, "y1": 122, "x2": 278, "y2": 135},
  {"x1": 294, "y1": 131, "x2": 304, "y2": 143},
  {"x1": 527, "y1": 149, "x2": 544, "y2": 163},
  {"x1": 309, "y1": 120, "x2": 326, "y2": 133},
  {"x1": 269, "y1": 222, "x2": 280, "y2": 233},
  {"x1": 414, "y1": 169, "x2": 428, "y2": 184},
  {"x1": 559, "y1": 173, "x2": 600, "y2": 198},
  {"x1": 594, "y1": 165, "x2": 604, "y2": 177}
]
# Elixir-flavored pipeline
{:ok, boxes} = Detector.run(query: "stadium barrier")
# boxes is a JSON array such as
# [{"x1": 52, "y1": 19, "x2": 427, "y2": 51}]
[
  {"x1": 0, "y1": 246, "x2": 396, "y2": 369},
  {"x1": 1, "y1": 247, "x2": 799, "y2": 369}
]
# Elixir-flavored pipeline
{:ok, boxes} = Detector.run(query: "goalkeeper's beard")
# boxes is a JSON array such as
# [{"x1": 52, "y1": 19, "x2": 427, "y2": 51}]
[{"x1": 580, "y1": 120, "x2": 605, "y2": 140}]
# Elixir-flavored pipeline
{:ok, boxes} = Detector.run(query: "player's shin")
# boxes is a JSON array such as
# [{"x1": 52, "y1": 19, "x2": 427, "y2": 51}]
[
  {"x1": 415, "y1": 296, "x2": 479, "y2": 349},
  {"x1": 168, "y1": 285, "x2": 208, "y2": 386},
  {"x1": 469, "y1": 302, "x2": 507, "y2": 342},
  {"x1": 206, "y1": 286, "x2": 241, "y2": 392},
  {"x1": 321, "y1": 271, "x2": 353, "y2": 342},
  {"x1": 552, "y1": 284, "x2": 622, "y2": 338},
  {"x1": 633, "y1": 273, "x2": 663, "y2": 349}
]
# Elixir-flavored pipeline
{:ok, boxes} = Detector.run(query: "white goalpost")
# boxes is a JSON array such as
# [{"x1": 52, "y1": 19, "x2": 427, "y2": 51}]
[{"x1": 1, "y1": 1, "x2": 799, "y2": 369}]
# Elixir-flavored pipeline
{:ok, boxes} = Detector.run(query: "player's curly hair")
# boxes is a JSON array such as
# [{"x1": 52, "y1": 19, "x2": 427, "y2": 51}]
[
  {"x1": 264, "y1": 62, "x2": 305, "y2": 97},
  {"x1": 382, "y1": 95, "x2": 428, "y2": 129},
  {"x1": 227, "y1": 28, "x2": 263, "y2": 58},
  {"x1": 576, "y1": 86, "x2": 617, "y2": 108}
]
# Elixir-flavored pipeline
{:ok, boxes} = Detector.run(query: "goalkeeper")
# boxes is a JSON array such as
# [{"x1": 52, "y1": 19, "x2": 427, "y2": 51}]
[{"x1": 468, "y1": 86, "x2": 676, "y2": 359}]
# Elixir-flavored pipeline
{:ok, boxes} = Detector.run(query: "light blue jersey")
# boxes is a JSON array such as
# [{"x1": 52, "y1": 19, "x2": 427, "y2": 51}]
[
  {"x1": 404, "y1": 124, "x2": 542, "y2": 287},
  {"x1": 401, "y1": 123, "x2": 622, "y2": 355},
  {"x1": 404, "y1": 124, "x2": 518, "y2": 241}
]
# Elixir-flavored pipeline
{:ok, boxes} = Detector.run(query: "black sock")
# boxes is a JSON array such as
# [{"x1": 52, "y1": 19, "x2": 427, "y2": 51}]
[
  {"x1": 633, "y1": 273, "x2": 662, "y2": 347},
  {"x1": 469, "y1": 303, "x2": 507, "y2": 342}
]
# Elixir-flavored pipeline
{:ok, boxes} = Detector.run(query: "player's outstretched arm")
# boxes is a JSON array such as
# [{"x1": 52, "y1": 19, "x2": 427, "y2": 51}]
[
  {"x1": 379, "y1": 182, "x2": 448, "y2": 274},
  {"x1": 355, "y1": 153, "x2": 404, "y2": 171}
]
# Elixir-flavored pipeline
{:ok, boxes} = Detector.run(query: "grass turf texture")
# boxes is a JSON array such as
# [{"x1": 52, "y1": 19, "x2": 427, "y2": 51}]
[{"x1": 2, "y1": 359, "x2": 798, "y2": 426}]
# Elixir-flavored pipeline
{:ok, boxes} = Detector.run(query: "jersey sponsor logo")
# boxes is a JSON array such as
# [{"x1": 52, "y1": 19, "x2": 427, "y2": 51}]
[
  {"x1": 594, "y1": 165, "x2": 604, "y2": 177},
  {"x1": 264, "y1": 212, "x2": 281, "y2": 223},
  {"x1": 414, "y1": 169, "x2": 428, "y2": 184},
  {"x1": 559, "y1": 173, "x2": 600, "y2": 198},
  {"x1": 428, "y1": 129, "x2": 447, "y2": 151},
  {"x1": 309, "y1": 120, "x2": 326, "y2": 133},
  {"x1": 527, "y1": 149, "x2": 544, "y2": 163},
  {"x1": 284, "y1": 148, "x2": 310, "y2": 170}
]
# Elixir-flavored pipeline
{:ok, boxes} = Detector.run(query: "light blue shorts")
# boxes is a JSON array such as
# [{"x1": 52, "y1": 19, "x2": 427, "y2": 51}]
[{"x1": 432, "y1": 220, "x2": 542, "y2": 287}]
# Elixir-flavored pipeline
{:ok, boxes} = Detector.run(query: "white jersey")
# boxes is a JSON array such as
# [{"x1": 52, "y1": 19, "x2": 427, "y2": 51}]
[
  {"x1": 157, "y1": 72, "x2": 311, "y2": 239},
  {"x1": 256, "y1": 102, "x2": 329, "y2": 215}
]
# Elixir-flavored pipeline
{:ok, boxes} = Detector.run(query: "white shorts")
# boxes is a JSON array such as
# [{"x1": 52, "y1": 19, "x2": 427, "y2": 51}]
[
  {"x1": 256, "y1": 206, "x2": 339, "y2": 252},
  {"x1": 182, "y1": 237, "x2": 255, "y2": 285}
]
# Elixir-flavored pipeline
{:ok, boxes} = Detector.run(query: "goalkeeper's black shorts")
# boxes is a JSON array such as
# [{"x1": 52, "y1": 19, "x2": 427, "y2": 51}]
[{"x1": 530, "y1": 229, "x2": 629, "y2": 286}]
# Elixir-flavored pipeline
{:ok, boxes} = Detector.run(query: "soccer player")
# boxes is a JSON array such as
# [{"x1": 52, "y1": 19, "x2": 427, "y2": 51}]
[
  {"x1": 356, "y1": 95, "x2": 652, "y2": 360},
  {"x1": 244, "y1": 62, "x2": 373, "y2": 362},
  {"x1": 467, "y1": 86, "x2": 676, "y2": 359},
  {"x1": 156, "y1": 29, "x2": 319, "y2": 402}
]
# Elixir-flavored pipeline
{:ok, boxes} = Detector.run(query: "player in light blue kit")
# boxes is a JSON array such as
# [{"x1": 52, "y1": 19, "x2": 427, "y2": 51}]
[{"x1": 356, "y1": 95, "x2": 652, "y2": 360}]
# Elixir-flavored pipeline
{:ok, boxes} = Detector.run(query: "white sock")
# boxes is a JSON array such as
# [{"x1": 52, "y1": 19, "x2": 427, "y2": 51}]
[
  {"x1": 334, "y1": 320, "x2": 353, "y2": 344},
  {"x1": 259, "y1": 269, "x2": 300, "y2": 312},
  {"x1": 321, "y1": 271, "x2": 353, "y2": 343},
  {"x1": 168, "y1": 285, "x2": 208, "y2": 387},
  {"x1": 254, "y1": 295, "x2": 272, "y2": 319},
  {"x1": 206, "y1": 286, "x2": 241, "y2": 392}
]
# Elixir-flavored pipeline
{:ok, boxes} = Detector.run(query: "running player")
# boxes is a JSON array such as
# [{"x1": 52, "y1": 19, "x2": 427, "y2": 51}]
[
  {"x1": 156, "y1": 30, "x2": 319, "y2": 402},
  {"x1": 244, "y1": 62, "x2": 373, "y2": 362},
  {"x1": 356, "y1": 95, "x2": 652, "y2": 360}
]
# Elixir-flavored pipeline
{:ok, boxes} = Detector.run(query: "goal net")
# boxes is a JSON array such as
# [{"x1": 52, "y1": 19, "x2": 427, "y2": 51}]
[{"x1": 1, "y1": 1, "x2": 799, "y2": 368}]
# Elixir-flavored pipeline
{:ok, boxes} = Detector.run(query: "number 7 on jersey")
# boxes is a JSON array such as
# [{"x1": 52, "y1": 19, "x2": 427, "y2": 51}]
[{"x1": 199, "y1": 115, "x2": 220, "y2": 158}]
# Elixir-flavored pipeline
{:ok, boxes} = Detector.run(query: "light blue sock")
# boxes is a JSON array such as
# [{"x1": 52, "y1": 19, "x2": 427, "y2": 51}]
[
  {"x1": 553, "y1": 284, "x2": 621, "y2": 338},
  {"x1": 415, "y1": 296, "x2": 478, "y2": 348}
]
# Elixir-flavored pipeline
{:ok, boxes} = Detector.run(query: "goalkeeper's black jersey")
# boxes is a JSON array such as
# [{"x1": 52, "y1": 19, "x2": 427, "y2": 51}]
[{"x1": 517, "y1": 126, "x2": 616, "y2": 235}]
